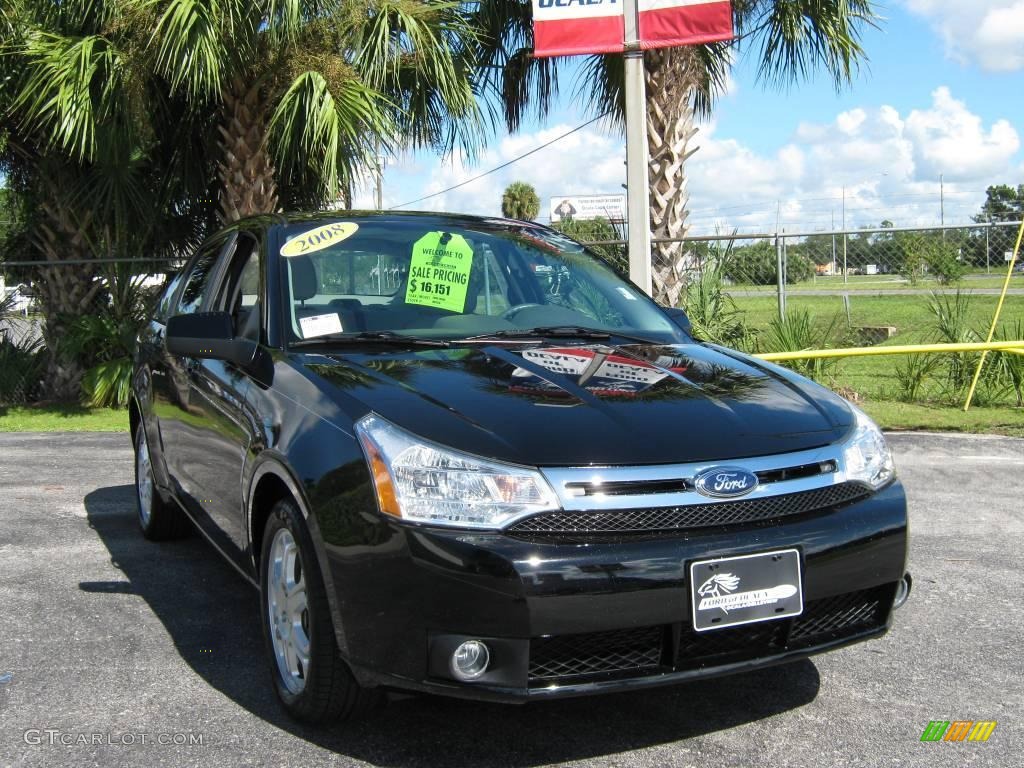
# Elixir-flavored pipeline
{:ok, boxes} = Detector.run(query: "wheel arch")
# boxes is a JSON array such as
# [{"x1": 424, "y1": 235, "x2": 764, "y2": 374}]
[{"x1": 247, "y1": 456, "x2": 352, "y2": 657}]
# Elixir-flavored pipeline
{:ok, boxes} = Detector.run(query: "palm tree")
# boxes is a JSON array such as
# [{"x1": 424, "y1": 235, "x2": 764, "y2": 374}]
[
  {"x1": 473, "y1": 0, "x2": 878, "y2": 306},
  {"x1": 1, "y1": 0, "x2": 488, "y2": 399},
  {"x1": 501, "y1": 181, "x2": 540, "y2": 220},
  {"x1": 149, "y1": 0, "x2": 485, "y2": 220},
  {"x1": 0, "y1": 0, "x2": 214, "y2": 399}
]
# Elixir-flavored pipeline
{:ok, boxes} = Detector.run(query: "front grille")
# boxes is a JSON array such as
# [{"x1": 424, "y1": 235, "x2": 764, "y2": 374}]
[
  {"x1": 529, "y1": 626, "x2": 663, "y2": 681},
  {"x1": 526, "y1": 586, "x2": 893, "y2": 685},
  {"x1": 508, "y1": 482, "x2": 870, "y2": 537}
]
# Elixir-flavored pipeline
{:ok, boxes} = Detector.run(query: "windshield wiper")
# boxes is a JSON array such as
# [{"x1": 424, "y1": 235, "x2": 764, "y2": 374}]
[
  {"x1": 458, "y1": 326, "x2": 661, "y2": 345},
  {"x1": 290, "y1": 331, "x2": 450, "y2": 349}
]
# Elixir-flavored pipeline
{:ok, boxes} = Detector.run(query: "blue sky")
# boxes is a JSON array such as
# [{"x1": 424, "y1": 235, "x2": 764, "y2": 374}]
[{"x1": 358, "y1": 1, "x2": 1024, "y2": 234}]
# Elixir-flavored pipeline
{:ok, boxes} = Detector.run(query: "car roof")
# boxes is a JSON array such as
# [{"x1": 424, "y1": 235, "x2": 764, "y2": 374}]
[{"x1": 242, "y1": 210, "x2": 545, "y2": 232}]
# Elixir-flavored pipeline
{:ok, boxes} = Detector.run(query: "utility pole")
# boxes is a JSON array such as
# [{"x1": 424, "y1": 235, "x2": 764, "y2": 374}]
[
  {"x1": 374, "y1": 138, "x2": 384, "y2": 211},
  {"x1": 623, "y1": 0, "x2": 652, "y2": 296}
]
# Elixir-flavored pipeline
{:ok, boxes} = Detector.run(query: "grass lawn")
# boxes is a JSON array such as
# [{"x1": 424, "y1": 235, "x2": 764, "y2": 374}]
[
  {"x1": 0, "y1": 405, "x2": 129, "y2": 432},
  {"x1": 728, "y1": 271, "x2": 1024, "y2": 293},
  {"x1": 861, "y1": 401, "x2": 1024, "y2": 438}
]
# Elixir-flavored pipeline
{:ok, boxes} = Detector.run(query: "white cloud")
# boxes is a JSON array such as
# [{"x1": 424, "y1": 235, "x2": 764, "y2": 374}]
[
  {"x1": 683, "y1": 86, "x2": 1019, "y2": 233},
  {"x1": 904, "y1": 0, "x2": 1024, "y2": 71},
  {"x1": 904, "y1": 87, "x2": 1020, "y2": 180},
  {"x1": 359, "y1": 87, "x2": 1020, "y2": 235},
  {"x1": 355, "y1": 123, "x2": 626, "y2": 218}
]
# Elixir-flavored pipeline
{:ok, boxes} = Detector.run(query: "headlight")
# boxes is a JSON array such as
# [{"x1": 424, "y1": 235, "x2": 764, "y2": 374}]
[
  {"x1": 843, "y1": 406, "x2": 896, "y2": 489},
  {"x1": 355, "y1": 414, "x2": 559, "y2": 528}
]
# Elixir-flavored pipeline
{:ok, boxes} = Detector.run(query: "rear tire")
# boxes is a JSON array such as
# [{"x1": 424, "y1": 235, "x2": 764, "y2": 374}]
[
  {"x1": 260, "y1": 498, "x2": 379, "y2": 724},
  {"x1": 134, "y1": 425, "x2": 189, "y2": 541}
]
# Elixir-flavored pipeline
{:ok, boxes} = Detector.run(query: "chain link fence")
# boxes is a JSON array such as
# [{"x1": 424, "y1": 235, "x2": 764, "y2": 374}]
[{"x1": 583, "y1": 221, "x2": 1024, "y2": 407}]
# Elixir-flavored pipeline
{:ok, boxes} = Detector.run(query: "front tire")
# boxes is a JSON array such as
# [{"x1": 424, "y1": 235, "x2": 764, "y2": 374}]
[
  {"x1": 260, "y1": 498, "x2": 379, "y2": 723},
  {"x1": 134, "y1": 426, "x2": 189, "y2": 540}
]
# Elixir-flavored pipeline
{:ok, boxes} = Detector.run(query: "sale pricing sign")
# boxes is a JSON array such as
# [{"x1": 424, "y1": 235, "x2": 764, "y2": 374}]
[{"x1": 405, "y1": 232, "x2": 475, "y2": 313}]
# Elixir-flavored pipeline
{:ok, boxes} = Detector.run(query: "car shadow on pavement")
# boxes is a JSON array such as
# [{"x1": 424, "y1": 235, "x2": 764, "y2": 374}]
[{"x1": 85, "y1": 484, "x2": 821, "y2": 767}]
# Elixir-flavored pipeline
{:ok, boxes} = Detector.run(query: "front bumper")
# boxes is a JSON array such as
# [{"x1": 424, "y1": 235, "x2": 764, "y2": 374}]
[{"x1": 323, "y1": 480, "x2": 908, "y2": 703}]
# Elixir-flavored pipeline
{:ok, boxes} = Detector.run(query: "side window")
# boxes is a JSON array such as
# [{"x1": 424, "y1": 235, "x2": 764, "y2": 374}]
[
  {"x1": 154, "y1": 271, "x2": 185, "y2": 324},
  {"x1": 175, "y1": 243, "x2": 224, "y2": 315},
  {"x1": 214, "y1": 235, "x2": 262, "y2": 341}
]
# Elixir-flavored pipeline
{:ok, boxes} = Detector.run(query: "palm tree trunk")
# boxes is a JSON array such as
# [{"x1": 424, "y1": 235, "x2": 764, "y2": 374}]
[
  {"x1": 218, "y1": 76, "x2": 279, "y2": 222},
  {"x1": 31, "y1": 193, "x2": 103, "y2": 401},
  {"x1": 645, "y1": 48, "x2": 701, "y2": 308}
]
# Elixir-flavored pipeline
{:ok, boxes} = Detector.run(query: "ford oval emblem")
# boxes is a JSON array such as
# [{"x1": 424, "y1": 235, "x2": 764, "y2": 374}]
[{"x1": 694, "y1": 467, "x2": 759, "y2": 499}]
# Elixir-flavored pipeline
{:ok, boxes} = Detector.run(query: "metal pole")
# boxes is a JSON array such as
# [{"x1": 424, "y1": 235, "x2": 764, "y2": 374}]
[
  {"x1": 831, "y1": 210, "x2": 837, "y2": 276},
  {"x1": 776, "y1": 235, "x2": 786, "y2": 320},
  {"x1": 623, "y1": 0, "x2": 652, "y2": 297},
  {"x1": 986, "y1": 225, "x2": 990, "y2": 274},
  {"x1": 940, "y1": 173, "x2": 945, "y2": 242},
  {"x1": 842, "y1": 187, "x2": 848, "y2": 284}
]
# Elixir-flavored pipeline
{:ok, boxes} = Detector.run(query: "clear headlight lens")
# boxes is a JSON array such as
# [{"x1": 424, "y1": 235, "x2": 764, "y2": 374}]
[
  {"x1": 843, "y1": 406, "x2": 896, "y2": 489},
  {"x1": 355, "y1": 414, "x2": 559, "y2": 528}
]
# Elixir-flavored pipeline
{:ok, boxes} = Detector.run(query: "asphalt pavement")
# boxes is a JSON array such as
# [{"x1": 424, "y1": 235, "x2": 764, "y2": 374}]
[{"x1": 0, "y1": 431, "x2": 1021, "y2": 768}]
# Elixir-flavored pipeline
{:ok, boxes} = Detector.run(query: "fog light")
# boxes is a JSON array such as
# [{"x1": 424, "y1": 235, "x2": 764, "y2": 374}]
[
  {"x1": 450, "y1": 640, "x2": 490, "y2": 681},
  {"x1": 894, "y1": 572, "x2": 912, "y2": 609}
]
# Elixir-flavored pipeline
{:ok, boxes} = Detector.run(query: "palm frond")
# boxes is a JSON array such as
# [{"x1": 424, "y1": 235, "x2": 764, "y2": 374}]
[
  {"x1": 346, "y1": 0, "x2": 485, "y2": 158},
  {"x1": 269, "y1": 69, "x2": 393, "y2": 204},
  {"x1": 738, "y1": 0, "x2": 877, "y2": 90},
  {"x1": 151, "y1": 0, "x2": 251, "y2": 101},
  {"x1": 11, "y1": 30, "x2": 137, "y2": 162}
]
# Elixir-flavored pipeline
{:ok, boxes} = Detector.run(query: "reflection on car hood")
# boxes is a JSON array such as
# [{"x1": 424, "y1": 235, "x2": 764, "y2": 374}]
[{"x1": 300, "y1": 342, "x2": 854, "y2": 466}]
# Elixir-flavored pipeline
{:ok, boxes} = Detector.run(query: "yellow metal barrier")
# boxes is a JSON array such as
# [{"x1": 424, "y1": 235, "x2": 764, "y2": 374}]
[
  {"x1": 963, "y1": 216, "x2": 1024, "y2": 411},
  {"x1": 755, "y1": 340, "x2": 1024, "y2": 363}
]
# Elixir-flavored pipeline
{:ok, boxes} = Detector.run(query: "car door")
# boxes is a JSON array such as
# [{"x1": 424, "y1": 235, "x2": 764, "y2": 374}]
[
  {"x1": 152, "y1": 236, "x2": 231, "y2": 502},
  {"x1": 180, "y1": 233, "x2": 264, "y2": 560}
]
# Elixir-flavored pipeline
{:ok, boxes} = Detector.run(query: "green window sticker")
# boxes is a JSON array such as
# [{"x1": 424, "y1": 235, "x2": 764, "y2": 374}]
[{"x1": 405, "y1": 232, "x2": 474, "y2": 312}]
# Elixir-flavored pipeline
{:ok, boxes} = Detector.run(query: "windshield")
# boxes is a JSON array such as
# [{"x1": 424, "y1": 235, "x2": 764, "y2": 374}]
[{"x1": 276, "y1": 218, "x2": 685, "y2": 344}]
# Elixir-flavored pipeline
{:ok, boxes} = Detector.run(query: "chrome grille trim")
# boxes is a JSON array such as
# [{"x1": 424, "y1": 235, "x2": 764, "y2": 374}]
[{"x1": 537, "y1": 445, "x2": 850, "y2": 513}]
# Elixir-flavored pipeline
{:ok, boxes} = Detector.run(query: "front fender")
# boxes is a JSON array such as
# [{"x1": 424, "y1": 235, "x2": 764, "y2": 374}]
[{"x1": 246, "y1": 451, "x2": 360, "y2": 660}]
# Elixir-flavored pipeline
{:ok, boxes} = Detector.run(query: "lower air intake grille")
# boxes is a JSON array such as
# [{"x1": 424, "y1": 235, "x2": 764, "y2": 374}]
[
  {"x1": 789, "y1": 587, "x2": 889, "y2": 645},
  {"x1": 526, "y1": 587, "x2": 893, "y2": 685},
  {"x1": 529, "y1": 626, "x2": 663, "y2": 682},
  {"x1": 675, "y1": 586, "x2": 892, "y2": 669},
  {"x1": 509, "y1": 482, "x2": 870, "y2": 537}
]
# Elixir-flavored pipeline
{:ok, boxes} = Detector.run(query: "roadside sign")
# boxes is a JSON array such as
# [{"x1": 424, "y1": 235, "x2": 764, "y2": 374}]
[{"x1": 550, "y1": 194, "x2": 626, "y2": 223}]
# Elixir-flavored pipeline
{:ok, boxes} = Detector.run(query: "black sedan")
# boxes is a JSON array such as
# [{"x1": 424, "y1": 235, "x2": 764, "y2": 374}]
[{"x1": 131, "y1": 212, "x2": 910, "y2": 723}]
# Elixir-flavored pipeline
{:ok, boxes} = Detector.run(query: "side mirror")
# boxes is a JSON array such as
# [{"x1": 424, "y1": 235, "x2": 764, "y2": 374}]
[
  {"x1": 166, "y1": 311, "x2": 258, "y2": 369},
  {"x1": 663, "y1": 307, "x2": 694, "y2": 338}
]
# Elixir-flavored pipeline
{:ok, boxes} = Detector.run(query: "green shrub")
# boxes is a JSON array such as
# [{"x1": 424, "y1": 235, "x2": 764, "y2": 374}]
[
  {"x1": 61, "y1": 274, "x2": 158, "y2": 407},
  {"x1": 0, "y1": 334, "x2": 45, "y2": 403},
  {"x1": 683, "y1": 256, "x2": 751, "y2": 348},
  {"x1": 759, "y1": 309, "x2": 841, "y2": 383},
  {"x1": 725, "y1": 242, "x2": 814, "y2": 285}
]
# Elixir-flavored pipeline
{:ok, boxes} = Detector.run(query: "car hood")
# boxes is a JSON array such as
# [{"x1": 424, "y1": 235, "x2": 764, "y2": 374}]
[{"x1": 299, "y1": 342, "x2": 854, "y2": 466}]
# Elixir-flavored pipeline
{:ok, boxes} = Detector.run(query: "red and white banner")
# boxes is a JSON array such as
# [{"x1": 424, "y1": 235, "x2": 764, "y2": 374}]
[
  {"x1": 638, "y1": 0, "x2": 734, "y2": 49},
  {"x1": 532, "y1": 0, "x2": 733, "y2": 58},
  {"x1": 532, "y1": 0, "x2": 625, "y2": 58}
]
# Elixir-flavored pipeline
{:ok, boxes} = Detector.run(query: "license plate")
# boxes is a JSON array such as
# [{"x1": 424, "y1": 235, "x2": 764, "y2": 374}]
[{"x1": 689, "y1": 549, "x2": 803, "y2": 632}]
